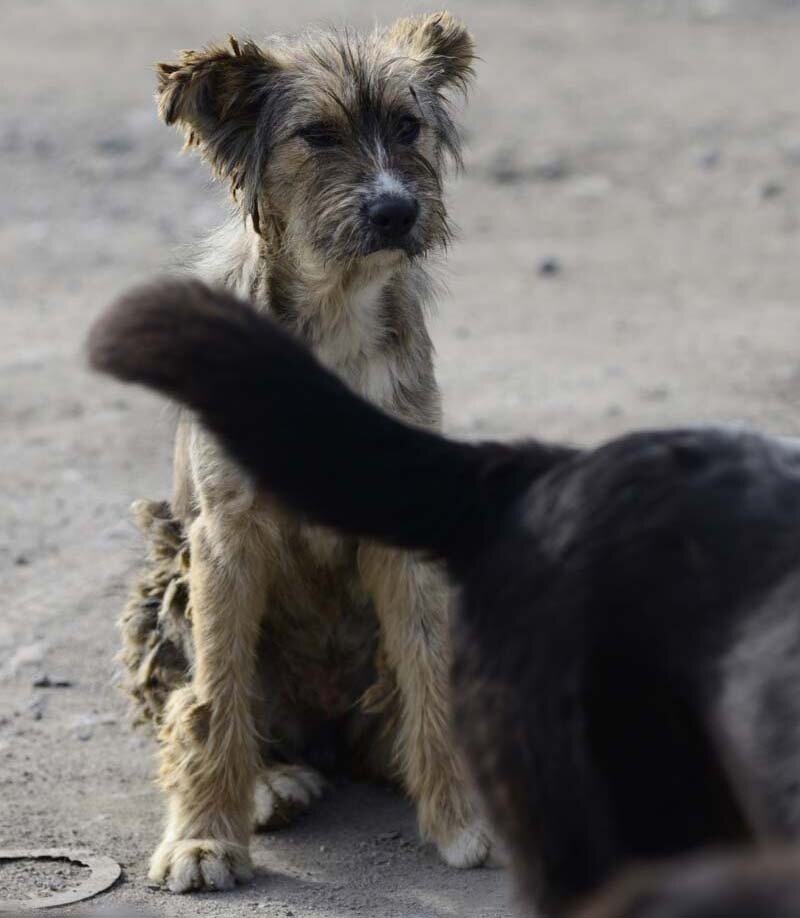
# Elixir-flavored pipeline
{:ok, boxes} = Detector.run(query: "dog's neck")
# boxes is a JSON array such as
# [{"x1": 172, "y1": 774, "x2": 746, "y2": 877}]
[
  {"x1": 195, "y1": 217, "x2": 430, "y2": 372},
  {"x1": 265, "y1": 240, "x2": 403, "y2": 357}
]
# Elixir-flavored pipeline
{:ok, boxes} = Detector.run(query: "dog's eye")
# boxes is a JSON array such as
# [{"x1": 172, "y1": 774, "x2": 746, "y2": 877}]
[
  {"x1": 396, "y1": 115, "x2": 421, "y2": 145},
  {"x1": 298, "y1": 123, "x2": 339, "y2": 149}
]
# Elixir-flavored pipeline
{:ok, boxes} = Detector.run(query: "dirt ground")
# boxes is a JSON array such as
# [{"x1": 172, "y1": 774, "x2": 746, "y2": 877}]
[{"x1": 2, "y1": 0, "x2": 799, "y2": 915}]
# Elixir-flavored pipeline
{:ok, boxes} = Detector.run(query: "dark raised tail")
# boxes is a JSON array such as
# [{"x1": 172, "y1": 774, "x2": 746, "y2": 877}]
[{"x1": 88, "y1": 278, "x2": 564, "y2": 562}]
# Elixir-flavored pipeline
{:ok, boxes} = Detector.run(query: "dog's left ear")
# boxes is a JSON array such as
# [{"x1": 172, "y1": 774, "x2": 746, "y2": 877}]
[
  {"x1": 388, "y1": 12, "x2": 475, "y2": 93},
  {"x1": 156, "y1": 36, "x2": 285, "y2": 232}
]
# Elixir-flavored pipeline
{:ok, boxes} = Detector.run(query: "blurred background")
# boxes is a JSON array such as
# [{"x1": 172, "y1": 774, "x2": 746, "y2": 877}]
[{"x1": 1, "y1": 1, "x2": 799, "y2": 914}]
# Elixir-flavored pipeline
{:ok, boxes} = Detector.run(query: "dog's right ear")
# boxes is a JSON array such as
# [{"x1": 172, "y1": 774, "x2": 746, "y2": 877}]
[{"x1": 156, "y1": 36, "x2": 284, "y2": 231}]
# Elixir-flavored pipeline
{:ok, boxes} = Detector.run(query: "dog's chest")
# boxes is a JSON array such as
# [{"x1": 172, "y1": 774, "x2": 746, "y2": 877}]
[
  {"x1": 298, "y1": 275, "x2": 401, "y2": 410},
  {"x1": 262, "y1": 524, "x2": 379, "y2": 722}
]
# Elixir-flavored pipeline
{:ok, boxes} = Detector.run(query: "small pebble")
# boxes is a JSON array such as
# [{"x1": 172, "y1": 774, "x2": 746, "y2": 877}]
[
  {"x1": 762, "y1": 181, "x2": 784, "y2": 200},
  {"x1": 488, "y1": 151, "x2": 520, "y2": 185},
  {"x1": 538, "y1": 257, "x2": 562, "y2": 277},
  {"x1": 32, "y1": 674, "x2": 73, "y2": 689},
  {"x1": 29, "y1": 697, "x2": 46, "y2": 721}
]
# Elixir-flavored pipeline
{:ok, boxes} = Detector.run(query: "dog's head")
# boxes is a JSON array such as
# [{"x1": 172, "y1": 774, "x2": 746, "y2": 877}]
[{"x1": 156, "y1": 13, "x2": 474, "y2": 265}]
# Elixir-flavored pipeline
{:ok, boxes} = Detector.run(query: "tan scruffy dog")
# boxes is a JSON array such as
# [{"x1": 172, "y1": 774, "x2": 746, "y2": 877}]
[{"x1": 120, "y1": 13, "x2": 489, "y2": 894}]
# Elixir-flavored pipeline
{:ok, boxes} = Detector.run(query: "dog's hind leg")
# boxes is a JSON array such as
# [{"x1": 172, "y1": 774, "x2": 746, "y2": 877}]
[
  {"x1": 358, "y1": 545, "x2": 491, "y2": 868},
  {"x1": 149, "y1": 466, "x2": 271, "y2": 893}
]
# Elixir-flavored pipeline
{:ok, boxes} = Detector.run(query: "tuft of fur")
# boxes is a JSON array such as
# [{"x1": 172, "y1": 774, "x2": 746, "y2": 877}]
[{"x1": 117, "y1": 499, "x2": 193, "y2": 726}]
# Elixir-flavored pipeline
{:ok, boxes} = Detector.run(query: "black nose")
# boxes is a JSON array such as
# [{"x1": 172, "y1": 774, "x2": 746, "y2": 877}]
[{"x1": 367, "y1": 195, "x2": 419, "y2": 241}]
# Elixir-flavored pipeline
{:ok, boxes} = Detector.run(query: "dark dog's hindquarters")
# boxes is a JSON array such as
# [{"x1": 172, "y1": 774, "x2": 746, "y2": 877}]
[
  {"x1": 454, "y1": 430, "x2": 800, "y2": 911},
  {"x1": 90, "y1": 279, "x2": 800, "y2": 913}
]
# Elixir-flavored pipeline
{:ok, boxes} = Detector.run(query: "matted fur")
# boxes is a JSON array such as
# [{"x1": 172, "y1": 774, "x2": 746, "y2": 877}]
[
  {"x1": 119, "y1": 499, "x2": 193, "y2": 727},
  {"x1": 114, "y1": 12, "x2": 487, "y2": 894}
]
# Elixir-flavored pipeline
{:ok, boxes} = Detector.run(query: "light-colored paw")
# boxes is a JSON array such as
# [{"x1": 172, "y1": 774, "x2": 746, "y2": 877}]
[
  {"x1": 437, "y1": 820, "x2": 492, "y2": 868},
  {"x1": 149, "y1": 838, "x2": 253, "y2": 893},
  {"x1": 254, "y1": 764, "x2": 326, "y2": 830}
]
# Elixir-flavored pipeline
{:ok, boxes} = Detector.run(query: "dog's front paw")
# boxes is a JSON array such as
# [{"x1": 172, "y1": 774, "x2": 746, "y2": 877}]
[
  {"x1": 149, "y1": 838, "x2": 253, "y2": 893},
  {"x1": 254, "y1": 764, "x2": 326, "y2": 830},
  {"x1": 436, "y1": 820, "x2": 492, "y2": 868}
]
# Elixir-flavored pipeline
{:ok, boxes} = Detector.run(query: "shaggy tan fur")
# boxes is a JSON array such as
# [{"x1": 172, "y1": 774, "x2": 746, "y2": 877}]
[{"x1": 122, "y1": 13, "x2": 489, "y2": 893}]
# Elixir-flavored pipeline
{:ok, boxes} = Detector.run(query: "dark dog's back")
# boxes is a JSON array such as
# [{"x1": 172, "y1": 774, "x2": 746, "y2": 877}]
[{"x1": 453, "y1": 427, "x2": 800, "y2": 908}]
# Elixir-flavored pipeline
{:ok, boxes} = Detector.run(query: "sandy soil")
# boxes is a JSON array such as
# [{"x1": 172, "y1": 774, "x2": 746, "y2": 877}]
[{"x1": 2, "y1": 0, "x2": 799, "y2": 915}]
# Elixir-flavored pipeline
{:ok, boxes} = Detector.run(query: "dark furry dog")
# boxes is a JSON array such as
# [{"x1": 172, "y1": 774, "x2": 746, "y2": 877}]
[{"x1": 89, "y1": 278, "x2": 800, "y2": 915}]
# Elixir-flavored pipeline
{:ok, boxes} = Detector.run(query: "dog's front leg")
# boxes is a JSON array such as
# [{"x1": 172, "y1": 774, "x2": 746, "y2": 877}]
[
  {"x1": 359, "y1": 545, "x2": 492, "y2": 868},
  {"x1": 149, "y1": 496, "x2": 269, "y2": 893}
]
